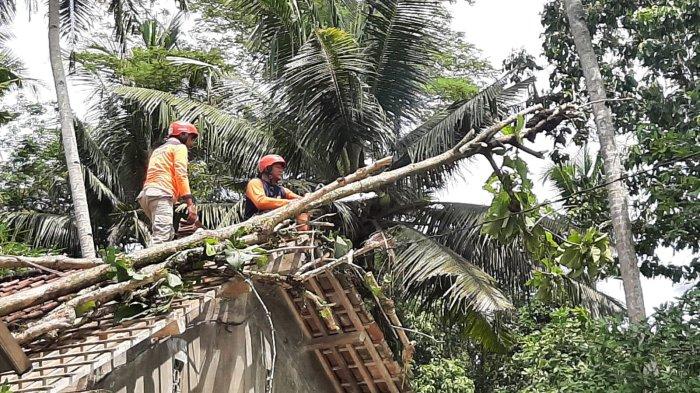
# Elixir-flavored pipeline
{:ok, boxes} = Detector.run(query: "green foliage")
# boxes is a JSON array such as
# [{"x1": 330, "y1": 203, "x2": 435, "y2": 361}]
[
  {"x1": 333, "y1": 235, "x2": 352, "y2": 258},
  {"x1": 103, "y1": 247, "x2": 142, "y2": 282},
  {"x1": 425, "y1": 77, "x2": 479, "y2": 102},
  {"x1": 220, "y1": 239, "x2": 269, "y2": 271},
  {"x1": 413, "y1": 358, "x2": 475, "y2": 393},
  {"x1": 388, "y1": 225, "x2": 513, "y2": 352},
  {"x1": 0, "y1": 30, "x2": 27, "y2": 124},
  {"x1": 204, "y1": 237, "x2": 218, "y2": 257},
  {"x1": 74, "y1": 300, "x2": 97, "y2": 317},
  {"x1": 0, "y1": 224, "x2": 49, "y2": 257},
  {"x1": 0, "y1": 125, "x2": 70, "y2": 213},
  {"x1": 113, "y1": 267, "x2": 185, "y2": 322},
  {"x1": 75, "y1": 46, "x2": 228, "y2": 92},
  {"x1": 399, "y1": 303, "x2": 507, "y2": 392},
  {"x1": 556, "y1": 227, "x2": 613, "y2": 282},
  {"x1": 480, "y1": 152, "x2": 620, "y2": 315},
  {"x1": 496, "y1": 289, "x2": 700, "y2": 392},
  {"x1": 0, "y1": 223, "x2": 51, "y2": 277}
]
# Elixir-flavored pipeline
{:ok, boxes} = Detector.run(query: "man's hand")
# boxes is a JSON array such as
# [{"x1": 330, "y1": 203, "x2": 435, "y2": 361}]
[{"x1": 187, "y1": 204, "x2": 198, "y2": 224}]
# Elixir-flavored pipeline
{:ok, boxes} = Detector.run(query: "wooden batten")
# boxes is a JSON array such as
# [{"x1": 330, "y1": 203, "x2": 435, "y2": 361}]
[{"x1": 0, "y1": 321, "x2": 31, "y2": 375}]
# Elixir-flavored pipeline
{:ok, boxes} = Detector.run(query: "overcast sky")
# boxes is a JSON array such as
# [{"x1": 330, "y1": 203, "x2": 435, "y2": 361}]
[{"x1": 2, "y1": 0, "x2": 695, "y2": 315}]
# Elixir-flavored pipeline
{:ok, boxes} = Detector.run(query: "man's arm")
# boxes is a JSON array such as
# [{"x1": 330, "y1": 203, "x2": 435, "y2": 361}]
[
  {"x1": 172, "y1": 146, "x2": 192, "y2": 198},
  {"x1": 246, "y1": 179, "x2": 290, "y2": 210},
  {"x1": 173, "y1": 146, "x2": 197, "y2": 222},
  {"x1": 283, "y1": 187, "x2": 301, "y2": 200}
]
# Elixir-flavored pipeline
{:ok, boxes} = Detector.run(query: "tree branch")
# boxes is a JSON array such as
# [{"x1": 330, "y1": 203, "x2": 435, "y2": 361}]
[{"x1": 0, "y1": 255, "x2": 101, "y2": 270}]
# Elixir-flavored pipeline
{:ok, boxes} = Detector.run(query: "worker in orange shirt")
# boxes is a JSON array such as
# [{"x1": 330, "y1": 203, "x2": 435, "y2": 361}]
[
  {"x1": 245, "y1": 154, "x2": 309, "y2": 230},
  {"x1": 137, "y1": 121, "x2": 199, "y2": 245}
]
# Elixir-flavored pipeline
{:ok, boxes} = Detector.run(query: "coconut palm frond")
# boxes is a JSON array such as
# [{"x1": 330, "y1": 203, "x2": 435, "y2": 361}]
[
  {"x1": 197, "y1": 202, "x2": 246, "y2": 229},
  {"x1": 399, "y1": 202, "x2": 533, "y2": 299},
  {"x1": 388, "y1": 225, "x2": 514, "y2": 350},
  {"x1": 331, "y1": 200, "x2": 360, "y2": 240},
  {"x1": 209, "y1": 77, "x2": 269, "y2": 121},
  {"x1": 107, "y1": 209, "x2": 150, "y2": 247},
  {"x1": 235, "y1": 0, "x2": 305, "y2": 76},
  {"x1": 0, "y1": 1, "x2": 15, "y2": 24},
  {"x1": 363, "y1": 0, "x2": 440, "y2": 123},
  {"x1": 396, "y1": 77, "x2": 533, "y2": 163},
  {"x1": 74, "y1": 120, "x2": 126, "y2": 201},
  {"x1": 0, "y1": 31, "x2": 35, "y2": 94},
  {"x1": 107, "y1": 0, "x2": 144, "y2": 52},
  {"x1": 390, "y1": 225, "x2": 513, "y2": 313},
  {"x1": 279, "y1": 27, "x2": 392, "y2": 166},
  {"x1": 113, "y1": 86, "x2": 271, "y2": 178},
  {"x1": 59, "y1": 0, "x2": 96, "y2": 44},
  {"x1": 82, "y1": 165, "x2": 122, "y2": 207},
  {"x1": 0, "y1": 211, "x2": 78, "y2": 254},
  {"x1": 141, "y1": 12, "x2": 183, "y2": 49},
  {"x1": 538, "y1": 272, "x2": 626, "y2": 317}
]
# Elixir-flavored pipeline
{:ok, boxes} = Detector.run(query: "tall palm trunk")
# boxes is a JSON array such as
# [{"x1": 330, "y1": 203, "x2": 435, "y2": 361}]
[
  {"x1": 562, "y1": 0, "x2": 645, "y2": 322},
  {"x1": 48, "y1": 0, "x2": 96, "y2": 258}
]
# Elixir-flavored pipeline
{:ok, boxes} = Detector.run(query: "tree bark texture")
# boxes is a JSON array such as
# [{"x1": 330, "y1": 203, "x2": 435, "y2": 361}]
[
  {"x1": 48, "y1": 0, "x2": 96, "y2": 258},
  {"x1": 562, "y1": 0, "x2": 646, "y2": 322}
]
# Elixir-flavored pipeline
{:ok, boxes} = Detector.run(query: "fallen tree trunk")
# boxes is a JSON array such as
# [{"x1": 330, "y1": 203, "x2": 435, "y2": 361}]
[
  {"x1": 13, "y1": 248, "x2": 204, "y2": 345},
  {"x1": 0, "y1": 104, "x2": 577, "y2": 322},
  {"x1": 0, "y1": 159, "x2": 393, "y2": 317},
  {"x1": 15, "y1": 236, "x2": 385, "y2": 344}
]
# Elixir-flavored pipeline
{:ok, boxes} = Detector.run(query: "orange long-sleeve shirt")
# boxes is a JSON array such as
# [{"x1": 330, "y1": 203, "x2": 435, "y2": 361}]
[
  {"x1": 245, "y1": 178, "x2": 299, "y2": 212},
  {"x1": 142, "y1": 138, "x2": 191, "y2": 200}
]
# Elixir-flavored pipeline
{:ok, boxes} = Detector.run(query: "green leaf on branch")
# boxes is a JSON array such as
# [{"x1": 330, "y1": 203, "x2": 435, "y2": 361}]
[
  {"x1": 103, "y1": 247, "x2": 143, "y2": 282},
  {"x1": 75, "y1": 300, "x2": 96, "y2": 317},
  {"x1": 225, "y1": 249, "x2": 244, "y2": 270},
  {"x1": 204, "y1": 237, "x2": 219, "y2": 256},
  {"x1": 334, "y1": 235, "x2": 352, "y2": 258},
  {"x1": 255, "y1": 254, "x2": 270, "y2": 268},
  {"x1": 166, "y1": 273, "x2": 183, "y2": 288},
  {"x1": 515, "y1": 114, "x2": 525, "y2": 133},
  {"x1": 319, "y1": 307, "x2": 333, "y2": 320},
  {"x1": 114, "y1": 302, "x2": 149, "y2": 321}
]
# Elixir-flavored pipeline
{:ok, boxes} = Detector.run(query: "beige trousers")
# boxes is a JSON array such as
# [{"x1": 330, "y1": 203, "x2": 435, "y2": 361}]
[{"x1": 138, "y1": 188, "x2": 174, "y2": 246}]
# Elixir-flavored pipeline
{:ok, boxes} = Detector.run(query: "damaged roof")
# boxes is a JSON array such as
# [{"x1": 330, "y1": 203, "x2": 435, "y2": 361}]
[{"x1": 0, "y1": 236, "x2": 413, "y2": 393}]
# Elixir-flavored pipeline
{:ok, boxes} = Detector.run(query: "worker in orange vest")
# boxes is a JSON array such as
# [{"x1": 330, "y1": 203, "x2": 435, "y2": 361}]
[
  {"x1": 245, "y1": 154, "x2": 309, "y2": 230},
  {"x1": 137, "y1": 121, "x2": 199, "y2": 245}
]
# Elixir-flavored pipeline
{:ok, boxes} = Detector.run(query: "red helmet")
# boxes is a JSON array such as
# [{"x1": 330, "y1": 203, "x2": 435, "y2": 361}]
[
  {"x1": 168, "y1": 121, "x2": 199, "y2": 138},
  {"x1": 258, "y1": 154, "x2": 286, "y2": 173}
]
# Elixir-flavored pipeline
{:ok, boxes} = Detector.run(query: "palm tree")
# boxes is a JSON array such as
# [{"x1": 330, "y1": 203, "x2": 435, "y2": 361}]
[
  {"x1": 562, "y1": 0, "x2": 646, "y2": 322},
  {"x1": 0, "y1": 28, "x2": 29, "y2": 124},
  {"x1": 47, "y1": 0, "x2": 96, "y2": 257}
]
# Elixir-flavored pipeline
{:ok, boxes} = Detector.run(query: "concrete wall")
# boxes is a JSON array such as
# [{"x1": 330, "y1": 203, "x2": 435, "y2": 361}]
[{"x1": 91, "y1": 285, "x2": 333, "y2": 393}]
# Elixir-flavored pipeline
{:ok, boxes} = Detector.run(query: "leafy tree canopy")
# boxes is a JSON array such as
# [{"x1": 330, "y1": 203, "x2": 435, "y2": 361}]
[
  {"x1": 540, "y1": 0, "x2": 699, "y2": 282},
  {"x1": 495, "y1": 289, "x2": 700, "y2": 392}
]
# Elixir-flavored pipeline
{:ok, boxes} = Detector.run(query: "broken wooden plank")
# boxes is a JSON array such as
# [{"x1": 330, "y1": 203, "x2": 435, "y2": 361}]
[{"x1": 0, "y1": 320, "x2": 32, "y2": 374}]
